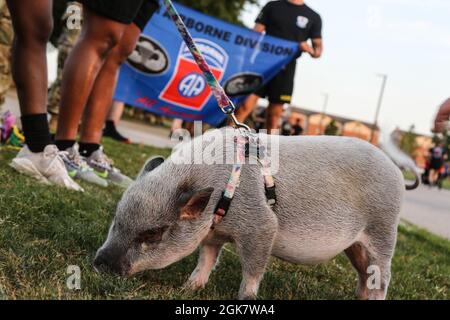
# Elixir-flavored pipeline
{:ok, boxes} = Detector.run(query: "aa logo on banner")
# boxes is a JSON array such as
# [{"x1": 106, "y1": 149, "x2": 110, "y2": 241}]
[{"x1": 160, "y1": 39, "x2": 228, "y2": 110}]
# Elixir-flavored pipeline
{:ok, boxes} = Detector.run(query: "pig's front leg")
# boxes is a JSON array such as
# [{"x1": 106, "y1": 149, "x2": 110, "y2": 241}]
[
  {"x1": 235, "y1": 209, "x2": 278, "y2": 300},
  {"x1": 183, "y1": 240, "x2": 224, "y2": 291}
]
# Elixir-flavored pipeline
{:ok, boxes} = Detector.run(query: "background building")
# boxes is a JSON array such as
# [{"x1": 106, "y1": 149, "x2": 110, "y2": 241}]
[{"x1": 287, "y1": 106, "x2": 380, "y2": 145}]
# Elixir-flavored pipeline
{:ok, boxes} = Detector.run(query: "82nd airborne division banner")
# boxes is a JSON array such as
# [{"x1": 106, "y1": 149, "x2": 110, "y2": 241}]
[{"x1": 115, "y1": 1, "x2": 299, "y2": 126}]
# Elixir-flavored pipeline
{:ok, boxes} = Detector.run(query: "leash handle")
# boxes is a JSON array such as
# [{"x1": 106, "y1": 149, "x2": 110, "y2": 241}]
[{"x1": 162, "y1": 0, "x2": 235, "y2": 115}]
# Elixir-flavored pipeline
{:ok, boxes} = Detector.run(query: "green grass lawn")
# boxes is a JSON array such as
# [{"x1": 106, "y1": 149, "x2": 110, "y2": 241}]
[{"x1": 0, "y1": 139, "x2": 449, "y2": 300}]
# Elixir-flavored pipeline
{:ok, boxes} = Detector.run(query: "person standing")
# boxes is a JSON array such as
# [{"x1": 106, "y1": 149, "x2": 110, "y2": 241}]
[
  {"x1": 281, "y1": 120, "x2": 292, "y2": 136},
  {"x1": 7, "y1": 0, "x2": 82, "y2": 191},
  {"x1": 54, "y1": 0, "x2": 160, "y2": 187},
  {"x1": 292, "y1": 118, "x2": 304, "y2": 135},
  {"x1": 235, "y1": 0, "x2": 323, "y2": 133},
  {"x1": 47, "y1": 2, "x2": 131, "y2": 145},
  {"x1": 428, "y1": 142, "x2": 446, "y2": 186}
]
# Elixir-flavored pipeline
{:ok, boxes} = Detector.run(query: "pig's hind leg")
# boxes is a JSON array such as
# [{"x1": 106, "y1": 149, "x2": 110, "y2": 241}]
[
  {"x1": 184, "y1": 239, "x2": 225, "y2": 291},
  {"x1": 344, "y1": 242, "x2": 370, "y2": 299},
  {"x1": 345, "y1": 229, "x2": 396, "y2": 300}
]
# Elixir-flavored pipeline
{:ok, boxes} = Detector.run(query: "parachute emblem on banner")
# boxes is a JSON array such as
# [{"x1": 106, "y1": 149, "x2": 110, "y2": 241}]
[
  {"x1": 224, "y1": 73, "x2": 264, "y2": 97},
  {"x1": 127, "y1": 35, "x2": 169, "y2": 75}
]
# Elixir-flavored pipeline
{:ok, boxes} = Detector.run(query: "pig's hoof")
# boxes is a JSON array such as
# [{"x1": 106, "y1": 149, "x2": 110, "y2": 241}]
[
  {"x1": 182, "y1": 279, "x2": 206, "y2": 292},
  {"x1": 238, "y1": 294, "x2": 258, "y2": 300}
]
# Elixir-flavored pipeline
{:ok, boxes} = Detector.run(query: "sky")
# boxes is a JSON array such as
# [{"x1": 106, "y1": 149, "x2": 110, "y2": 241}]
[{"x1": 240, "y1": 0, "x2": 450, "y2": 134}]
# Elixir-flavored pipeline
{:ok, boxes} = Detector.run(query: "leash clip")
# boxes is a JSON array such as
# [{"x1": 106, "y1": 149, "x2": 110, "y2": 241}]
[{"x1": 222, "y1": 100, "x2": 252, "y2": 133}]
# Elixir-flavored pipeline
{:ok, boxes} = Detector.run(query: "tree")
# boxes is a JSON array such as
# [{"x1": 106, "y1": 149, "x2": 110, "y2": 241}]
[
  {"x1": 400, "y1": 125, "x2": 418, "y2": 157},
  {"x1": 177, "y1": 0, "x2": 259, "y2": 25}
]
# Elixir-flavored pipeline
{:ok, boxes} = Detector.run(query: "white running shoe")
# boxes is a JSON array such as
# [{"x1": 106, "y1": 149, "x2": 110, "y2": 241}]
[
  {"x1": 10, "y1": 144, "x2": 84, "y2": 192},
  {"x1": 60, "y1": 144, "x2": 109, "y2": 188},
  {"x1": 85, "y1": 146, "x2": 133, "y2": 188}
]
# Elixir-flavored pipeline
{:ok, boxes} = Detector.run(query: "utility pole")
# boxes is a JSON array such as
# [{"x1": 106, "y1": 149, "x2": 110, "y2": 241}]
[
  {"x1": 371, "y1": 74, "x2": 387, "y2": 144},
  {"x1": 318, "y1": 93, "x2": 329, "y2": 134}
]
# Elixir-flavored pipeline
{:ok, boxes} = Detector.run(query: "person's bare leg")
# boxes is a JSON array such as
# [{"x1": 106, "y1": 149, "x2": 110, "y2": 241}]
[
  {"x1": 433, "y1": 171, "x2": 438, "y2": 184},
  {"x1": 266, "y1": 103, "x2": 284, "y2": 134},
  {"x1": 103, "y1": 101, "x2": 130, "y2": 143},
  {"x1": 107, "y1": 101, "x2": 125, "y2": 124},
  {"x1": 7, "y1": 0, "x2": 52, "y2": 116},
  {"x1": 6, "y1": 0, "x2": 54, "y2": 152},
  {"x1": 171, "y1": 119, "x2": 183, "y2": 132},
  {"x1": 170, "y1": 118, "x2": 184, "y2": 138},
  {"x1": 55, "y1": 8, "x2": 127, "y2": 142},
  {"x1": 79, "y1": 23, "x2": 141, "y2": 144},
  {"x1": 429, "y1": 169, "x2": 438, "y2": 185},
  {"x1": 235, "y1": 94, "x2": 260, "y2": 123}
]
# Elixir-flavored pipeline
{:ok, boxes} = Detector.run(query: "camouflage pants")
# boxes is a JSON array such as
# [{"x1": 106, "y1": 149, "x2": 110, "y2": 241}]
[
  {"x1": 0, "y1": 0, "x2": 13, "y2": 108},
  {"x1": 47, "y1": 2, "x2": 82, "y2": 115}
]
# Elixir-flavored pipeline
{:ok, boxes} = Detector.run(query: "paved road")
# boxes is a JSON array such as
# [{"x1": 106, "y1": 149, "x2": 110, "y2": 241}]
[
  {"x1": 116, "y1": 120, "x2": 175, "y2": 149},
  {"x1": 2, "y1": 91, "x2": 449, "y2": 239},
  {"x1": 401, "y1": 186, "x2": 450, "y2": 239}
]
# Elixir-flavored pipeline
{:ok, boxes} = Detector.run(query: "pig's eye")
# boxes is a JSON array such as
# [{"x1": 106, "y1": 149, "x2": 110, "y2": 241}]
[{"x1": 135, "y1": 227, "x2": 168, "y2": 245}]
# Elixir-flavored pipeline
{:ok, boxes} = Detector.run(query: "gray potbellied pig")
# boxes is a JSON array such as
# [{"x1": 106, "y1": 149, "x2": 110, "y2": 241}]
[{"x1": 94, "y1": 127, "x2": 412, "y2": 300}]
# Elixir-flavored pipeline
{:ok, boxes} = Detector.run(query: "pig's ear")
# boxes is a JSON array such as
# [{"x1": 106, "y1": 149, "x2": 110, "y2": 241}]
[
  {"x1": 179, "y1": 187, "x2": 214, "y2": 220},
  {"x1": 138, "y1": 156, "x2": 165, "y2": 178}
]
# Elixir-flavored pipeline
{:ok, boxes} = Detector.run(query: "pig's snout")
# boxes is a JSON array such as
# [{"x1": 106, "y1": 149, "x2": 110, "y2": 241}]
[{"x1": 93, "y1": 247, "x2": 130, "y2": 276}]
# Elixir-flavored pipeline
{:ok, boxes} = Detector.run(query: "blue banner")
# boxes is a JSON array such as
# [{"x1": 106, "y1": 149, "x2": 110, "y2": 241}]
[{"x1": 115, "y1": 1, "x2": 299, "y2": 126}]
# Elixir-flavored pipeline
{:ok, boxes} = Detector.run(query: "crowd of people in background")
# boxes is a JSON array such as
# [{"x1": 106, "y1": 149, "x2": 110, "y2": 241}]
[
  {"x1": 422, "y1": 98, "x2": 450, "y2": 189},
  {"x1": 422, "y1": 142, "x2": 449, "y2": 189}
]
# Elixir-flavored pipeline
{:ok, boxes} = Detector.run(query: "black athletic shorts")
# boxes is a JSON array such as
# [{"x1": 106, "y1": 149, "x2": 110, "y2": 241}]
[
  {"x1": 81, "y1": 0, "x2": 160, "y2": 31},
  {"x1": 430, "y1": 158, "x2": 444, "y2": 170},
  {"x1": 255, "y1": 60, "x2": 296, "y2": 104}
]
